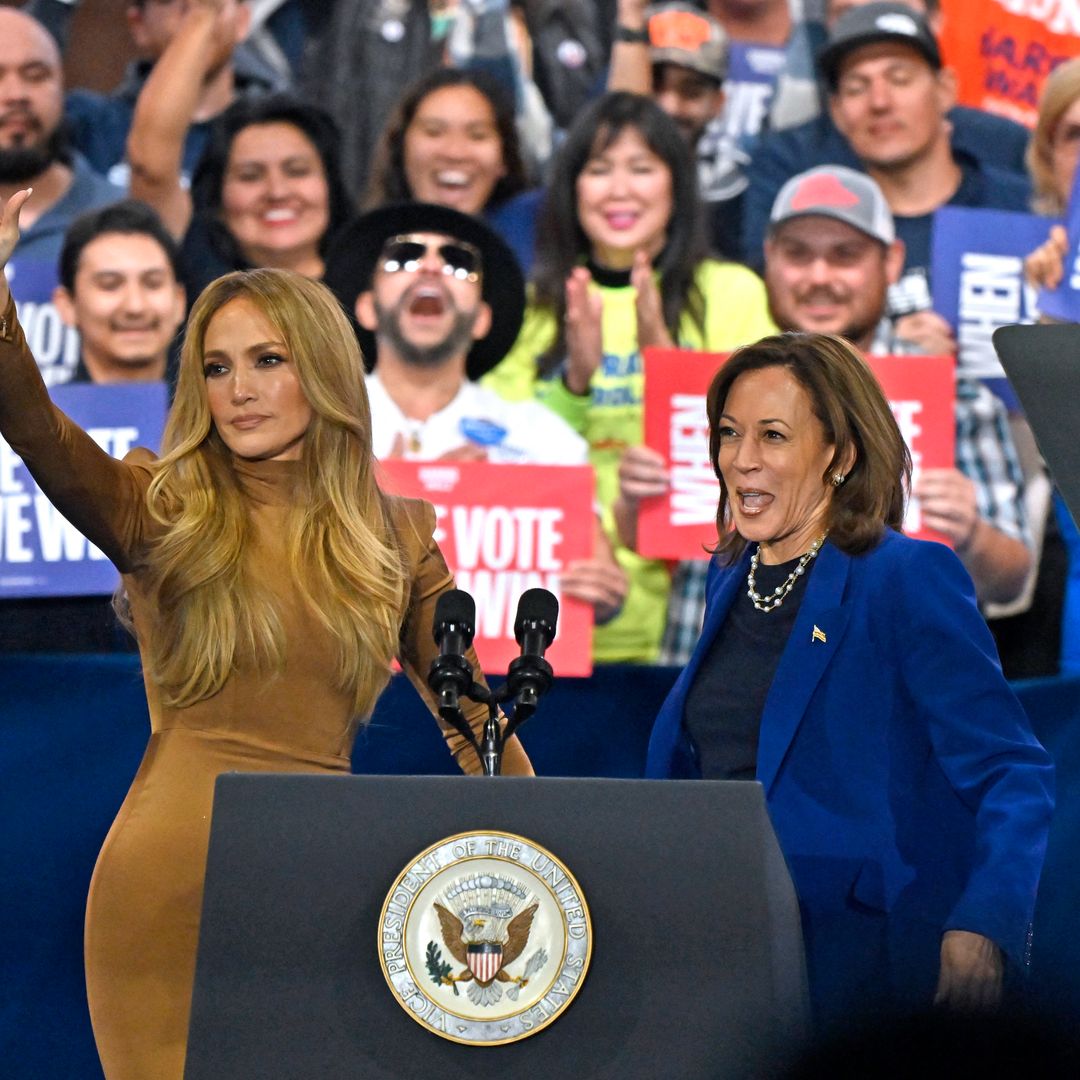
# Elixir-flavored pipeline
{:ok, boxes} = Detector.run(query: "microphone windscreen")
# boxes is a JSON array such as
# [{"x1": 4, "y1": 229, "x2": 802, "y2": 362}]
[
  {"x1": 514, "y1": 588, "x2": 559, "y2": 644},
  {"x1": 434, "y1": 589, "x2": 476, "y2": 636}
]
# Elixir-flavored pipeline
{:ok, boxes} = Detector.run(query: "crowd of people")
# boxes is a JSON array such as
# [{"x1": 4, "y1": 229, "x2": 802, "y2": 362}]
[
  {"x1": 1, "y1": 0, "x2": 1075, "y2": 670},
  {"x1": 0, "y1": 2, "x2": 1070, "y2": 1076}
]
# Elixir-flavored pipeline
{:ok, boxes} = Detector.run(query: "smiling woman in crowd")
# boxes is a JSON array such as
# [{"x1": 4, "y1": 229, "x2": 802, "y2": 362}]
[{"x1": 363, "y1": 67, "x2": 538, "y2": 271}]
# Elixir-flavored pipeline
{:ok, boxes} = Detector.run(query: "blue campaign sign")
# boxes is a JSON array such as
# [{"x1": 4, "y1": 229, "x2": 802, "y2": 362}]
[
  {"x1": 1038, "y1": 165, "x2": 1080, "y2": 323},
  {"x1": 931, "y1": 205, "x2": 1052, "y2": 382},
  {"x1": 722, "y1": 42, "x2": 786, "y2": 144},
  {"x1": 0, "y1": 382, "x2": 167, "y2": 598}
]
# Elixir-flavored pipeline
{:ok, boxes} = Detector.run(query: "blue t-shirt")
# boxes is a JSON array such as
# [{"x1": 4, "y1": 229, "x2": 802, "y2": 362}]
[
  {"x1": 66, "y1": 86, "x2": 212, "y2": 192},
  {"x1": 5, "y1": 155, "x2": 123, "y2": 386}
]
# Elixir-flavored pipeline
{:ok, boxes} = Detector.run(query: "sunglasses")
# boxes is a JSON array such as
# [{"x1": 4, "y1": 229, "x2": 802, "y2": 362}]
[{"x1": 377, "y1": 235, "x2": 483, "y2": 282}]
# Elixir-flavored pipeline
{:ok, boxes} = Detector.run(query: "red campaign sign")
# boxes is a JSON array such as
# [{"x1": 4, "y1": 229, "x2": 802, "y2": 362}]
[
  {"x1": 939, "y1": 0, "x2": 1079, "y2": 129},
  {"x1": 639, "y1": 348, "x2": 956, "y2": 560},
  {"x1": 872, "y1": 354, "x2": 956, "y2": 545},
  {"x1": 639, "y1": 347, "x2": 728, "y2": 561},
  {"x1": 377, "y1": 460, "x2": 596, "y2": 677}
]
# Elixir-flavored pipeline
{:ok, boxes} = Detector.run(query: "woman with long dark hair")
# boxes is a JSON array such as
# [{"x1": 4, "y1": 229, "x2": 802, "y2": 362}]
[{"x1": 486, "y1": 92, "x2": 775, "y2": 664}]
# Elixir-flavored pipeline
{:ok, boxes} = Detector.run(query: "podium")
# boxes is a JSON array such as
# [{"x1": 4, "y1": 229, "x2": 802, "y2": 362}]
[{"x1": 185, "y1": 775, "x2": 808, "y2": 1079}]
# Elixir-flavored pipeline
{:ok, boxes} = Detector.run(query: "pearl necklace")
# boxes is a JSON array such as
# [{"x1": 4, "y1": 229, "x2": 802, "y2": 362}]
[{"x1": 746, "y1": 534, "x2": 826, "y2": 613}]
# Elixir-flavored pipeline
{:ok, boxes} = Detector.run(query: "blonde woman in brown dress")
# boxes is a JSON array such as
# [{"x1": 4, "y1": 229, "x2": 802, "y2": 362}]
[{"x1": 0, "y1": 190, "x2": 532, "y2": 1080}]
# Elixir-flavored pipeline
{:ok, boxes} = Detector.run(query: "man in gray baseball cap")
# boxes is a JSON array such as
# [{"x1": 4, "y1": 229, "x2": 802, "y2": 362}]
[{"x1": 765, "y1": 164, "x2": 904, "y2": 349}]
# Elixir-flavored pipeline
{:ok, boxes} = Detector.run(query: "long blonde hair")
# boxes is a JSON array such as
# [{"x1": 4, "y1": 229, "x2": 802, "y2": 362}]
[
  {"x1": 139, "y1": 269, "x2": 407, "y2": 712},
  {"x1": 1028, "y1": 58, "x2": 1080, "y2": 215}
]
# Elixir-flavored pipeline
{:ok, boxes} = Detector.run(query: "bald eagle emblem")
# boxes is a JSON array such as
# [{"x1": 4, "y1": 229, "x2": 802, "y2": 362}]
[{"x1": 425, "y1": 873, "x2": 549, "y2": 1007}]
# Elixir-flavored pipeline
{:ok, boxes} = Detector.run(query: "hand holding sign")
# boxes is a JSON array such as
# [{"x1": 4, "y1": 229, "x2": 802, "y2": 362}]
[
  {"x1": 914, "y1": 467, "x2": 979, "y2": 550},
  {"x1": 613, "y1": 444, "x2": 670, "y2": 550},
  {"x1": 1024, "y1": 224, "x2": 1069, "y2": 292},
  {"x1": 893, "y1": 310, "x2": 957, "y2": 357},
  {"x1": 0, "y1": 188, "x2": 32, "y2": 305},
  {"x1": 1037, "y1": 162, "x2": 1080, "y2": 322},
  {"x1": 562, "y1": 521, "x2": 628, "y2": 626}
]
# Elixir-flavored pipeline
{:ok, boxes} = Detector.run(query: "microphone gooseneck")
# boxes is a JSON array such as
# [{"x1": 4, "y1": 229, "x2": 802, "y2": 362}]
[{"x1": 428, "y1": 587, "x2": 560, "y2": 777}]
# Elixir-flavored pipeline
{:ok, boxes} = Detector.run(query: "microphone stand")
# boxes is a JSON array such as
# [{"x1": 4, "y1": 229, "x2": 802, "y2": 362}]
[{"x1": 429, "y1": 665, "x2": 553, "y2": 777}]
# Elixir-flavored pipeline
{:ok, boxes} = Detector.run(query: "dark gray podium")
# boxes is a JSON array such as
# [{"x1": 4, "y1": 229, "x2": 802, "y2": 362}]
[{"x1": 185, "y1": 775, "x2": 808, "y2": 1079}]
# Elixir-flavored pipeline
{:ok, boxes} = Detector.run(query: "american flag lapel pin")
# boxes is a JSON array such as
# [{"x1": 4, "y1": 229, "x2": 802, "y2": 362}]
[{"x1": 811, "y1": 625, "x2": 827, "y2": 645}]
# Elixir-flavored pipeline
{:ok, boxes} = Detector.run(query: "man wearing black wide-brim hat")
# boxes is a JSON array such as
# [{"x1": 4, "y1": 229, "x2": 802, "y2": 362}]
[
  {"x1": 325, "y1": 201, "x2": 628, "y2": 622},
  {"x1": 325, "y1": 201, "x2": 585, "y2": 464}
]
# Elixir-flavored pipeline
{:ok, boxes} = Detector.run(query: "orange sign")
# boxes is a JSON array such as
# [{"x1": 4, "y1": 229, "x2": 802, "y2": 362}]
[{"x1": 940, "y1": 0, "x2": 1080, "y2": 128}]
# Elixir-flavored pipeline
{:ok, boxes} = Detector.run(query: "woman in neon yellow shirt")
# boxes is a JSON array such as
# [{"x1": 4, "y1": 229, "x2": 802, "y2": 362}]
[{"x1": 485, "y1": 92, "x2": 775, "y2": 663}]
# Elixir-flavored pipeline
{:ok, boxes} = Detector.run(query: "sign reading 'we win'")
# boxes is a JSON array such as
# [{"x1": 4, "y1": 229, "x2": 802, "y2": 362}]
[
  {"x1": 377, "y1": 460, "x2": 595, "y2": 676},
  {"x1": 0, "y1": 382, "x2": 167, "y2": 597},
  {"x1": 639, "y1": 349, "x2": 955, "y2": 562}
]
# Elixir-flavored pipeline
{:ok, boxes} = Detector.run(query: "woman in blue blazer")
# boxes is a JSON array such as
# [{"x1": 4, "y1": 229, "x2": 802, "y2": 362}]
[{"x1": 645, "y1": 334, "x2": 1054, "y2": 1026}]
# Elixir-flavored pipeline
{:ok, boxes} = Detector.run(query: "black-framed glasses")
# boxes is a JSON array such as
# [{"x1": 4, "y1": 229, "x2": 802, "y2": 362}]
[{"x1": 377, "y1": 234, "x2": 483, "y2": 282}]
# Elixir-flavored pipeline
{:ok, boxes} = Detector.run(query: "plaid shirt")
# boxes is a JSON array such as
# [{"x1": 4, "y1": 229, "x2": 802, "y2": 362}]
[{"x1": 657, "y1": 322, "x2": 1030, "y2": 668}]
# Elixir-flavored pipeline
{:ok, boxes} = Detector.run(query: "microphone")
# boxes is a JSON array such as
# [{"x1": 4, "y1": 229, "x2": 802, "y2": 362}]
[
  {"x1": 506, "y1": 588, "x2": 558, "y2": 708},
  {"x1": 428, "y1": 590, "x2": 478, "y2": 743}
]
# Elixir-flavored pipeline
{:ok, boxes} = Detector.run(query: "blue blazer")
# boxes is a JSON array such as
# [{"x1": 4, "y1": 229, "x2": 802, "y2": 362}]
[{"x1": 646, "y1": 531, "x2": 1054, "y2": 967}]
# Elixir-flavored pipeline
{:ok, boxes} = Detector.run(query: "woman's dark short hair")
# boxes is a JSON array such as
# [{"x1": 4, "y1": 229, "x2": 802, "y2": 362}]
[
  {"x1": 362, "y1": 67, "x2": 527, "y2": 211},
  {"x1": 706, "y1": 333, "x2": 911, "y2": 563},
  {"x1": 59, "y1": 199, "x2": 181, "y2": 293},
  {"x1": 532, "y1": 92, "x2": 708, "y2": 374},
  {"x1": 190, "y1": 93, "x2": 354, "y2": 266}
]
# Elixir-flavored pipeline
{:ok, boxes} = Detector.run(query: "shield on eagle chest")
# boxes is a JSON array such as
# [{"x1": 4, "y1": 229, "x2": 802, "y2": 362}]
[{"x1": 467, "y1": 942, "x2": 503, "y2": 983}]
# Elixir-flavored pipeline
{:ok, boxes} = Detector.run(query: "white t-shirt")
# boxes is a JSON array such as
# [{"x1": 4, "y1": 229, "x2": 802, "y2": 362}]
[{"x1": 366, "y1": 374, "x2": 589, "y2": 466}]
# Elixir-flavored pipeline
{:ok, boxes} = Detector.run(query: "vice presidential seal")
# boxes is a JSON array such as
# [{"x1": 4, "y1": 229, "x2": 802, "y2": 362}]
[{"x1": 379, "y1": 831, "x2": 591, "y2": 1045}]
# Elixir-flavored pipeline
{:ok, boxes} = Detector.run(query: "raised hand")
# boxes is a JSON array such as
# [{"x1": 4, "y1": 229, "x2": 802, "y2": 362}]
[
  {"x1": 631, "y1": 249, "x2": 674, "y2": 350},
  {"x1": 563, "y1": 267, "x2": 604, "y2": 395},
  {"x1": 0, "y1": 189, "x2": 32, "y2": 306},
  {"x1": 1024, "y1": 224, "x2": 1069, "y2": 292}
]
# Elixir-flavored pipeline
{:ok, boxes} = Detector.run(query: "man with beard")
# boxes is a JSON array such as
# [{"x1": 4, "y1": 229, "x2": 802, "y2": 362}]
[
  {"x1": 0, "y1": 8, "x2": 122, "y2": 387},
  {"x1": 764, "y1": 165, "x2": 1032, "y2": 605},
  {"x1": 326, "y1": 201, "x2": 628, "y2": 624},
  {"x1": 54, "y1": 200, "x2": 185, "y2": 385},
  {"x1": 328, "y1": 202, "x2": 590, "y2": 466}
]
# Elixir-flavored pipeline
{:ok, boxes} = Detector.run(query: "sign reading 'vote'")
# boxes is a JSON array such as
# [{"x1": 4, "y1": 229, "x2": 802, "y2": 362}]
[{"x1": 377, "y1": 460, "x2": 595, "y2": 676}]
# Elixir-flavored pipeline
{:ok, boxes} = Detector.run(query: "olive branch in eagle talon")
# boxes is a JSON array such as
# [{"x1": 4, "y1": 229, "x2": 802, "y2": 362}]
[
  {"x1": 425, "y1": 941, "x2": 457, "y2": 995},
  {"x1": 428, "y1": 900, "x2": 539, "y2": 1000}
]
